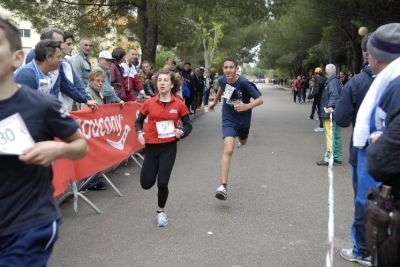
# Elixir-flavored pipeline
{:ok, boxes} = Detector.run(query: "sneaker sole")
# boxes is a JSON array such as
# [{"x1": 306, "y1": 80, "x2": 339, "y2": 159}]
[
  {"x1": 215, "y1": 192, "x2": 227, "y2": 200},
  {"x1": 157, "y1": 221, "x2": 168, "y2": 227}
]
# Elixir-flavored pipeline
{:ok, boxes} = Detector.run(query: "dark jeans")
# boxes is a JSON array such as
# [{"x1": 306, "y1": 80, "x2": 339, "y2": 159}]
[
  {"x1": 141, "y1": 141, "x2": 177, "y2": 208},
  {"x1": 310, "y1": 99, "x2": 323, "y2": 127},
  {"x1": 351, "y1": 165, "x2": 367, "y2": 256},
  {"x1": 203, "y1": 89, "x2": 210, "y2": 106},
  {"x1": 0, "y1": 220, "x2": 59, "y2": 267},
  {"x1": 293, "y1": 90, "x2": 301, "y2": 103},
  {"x1": 310, "y1": 100, "x2": 319, "y2": 118},
  {"x1": 301, "y1": 88, "x2": 307, "y2": 102}
]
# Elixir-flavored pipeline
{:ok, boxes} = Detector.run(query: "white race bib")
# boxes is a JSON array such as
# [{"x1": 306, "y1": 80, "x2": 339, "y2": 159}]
[
  {"x1": 0, "y1": 113, "x2": 35, "y2": 155},
  {"x1": 38, "y1": 78, "x2": 52, "y2": 94},
  {"x1": 222, "y1": 84, "x2": 235, "y2": 101},
  {"x1": 156, "y1": 120, "x2": 175, "y2": 139}
]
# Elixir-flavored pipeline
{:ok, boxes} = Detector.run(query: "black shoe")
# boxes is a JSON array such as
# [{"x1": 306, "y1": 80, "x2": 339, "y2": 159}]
[
  {"x1": 316, "y1": 160, "x2": 329, "y2": 166},
  {"x1": 334, "y1": 160, "x2": 342, "y2": 165},
  {"x1": 88, "y1": 181, "x2": 107, "y2": 191}
]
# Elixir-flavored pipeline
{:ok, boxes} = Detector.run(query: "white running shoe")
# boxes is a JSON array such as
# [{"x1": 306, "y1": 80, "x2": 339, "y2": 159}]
[
  {"x1": 314, "y1": 127, "x2": 324, "y2": 132},
  {"x1": 339, "y1": 248, "x2": 372, "y2": 266},
  {"x1": 215, "y1": 185, "x2": 227, "y2": 200},
  {"x1": 157, "y1": 212, "x2": 168, "y2": 227},
  {"x1": 236, "y1": 140, "x2": 242, "y2": 148}
]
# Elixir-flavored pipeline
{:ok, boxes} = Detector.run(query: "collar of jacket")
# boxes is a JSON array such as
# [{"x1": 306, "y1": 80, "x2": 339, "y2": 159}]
[{"x1": 78, "y1": 49, "x2": 91, "y2": 61}]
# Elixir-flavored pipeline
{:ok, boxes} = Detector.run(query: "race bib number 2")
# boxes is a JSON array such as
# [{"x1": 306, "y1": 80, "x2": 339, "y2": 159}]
[
  {"x1": 222, "y1": 84, "x2": 235, "y2": 101},
  {"x1": 156, "y1": 120, "x2": 175, "y2": 139},
  {"x1": 0, "y1": 113, "x2": 35, "y2": 155}
]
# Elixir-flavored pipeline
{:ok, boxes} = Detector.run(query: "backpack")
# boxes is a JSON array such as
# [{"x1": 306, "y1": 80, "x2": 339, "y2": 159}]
[
  {"x1": 248, "y1": 81, "x2": 261, "y2": 95},
  {"x1": 182, "y1": 79, "x2": 191, "y2": 98}
]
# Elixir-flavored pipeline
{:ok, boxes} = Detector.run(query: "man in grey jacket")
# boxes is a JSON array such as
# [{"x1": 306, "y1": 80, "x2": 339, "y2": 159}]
[{"x1": 71, "y1": 38, "x2": 92, "y2": 87}]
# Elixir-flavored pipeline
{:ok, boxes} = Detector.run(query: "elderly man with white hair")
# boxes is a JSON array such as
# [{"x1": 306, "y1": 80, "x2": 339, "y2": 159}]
[{"x1": 316, "y1": 63, "x2": 343, "y2": 166}]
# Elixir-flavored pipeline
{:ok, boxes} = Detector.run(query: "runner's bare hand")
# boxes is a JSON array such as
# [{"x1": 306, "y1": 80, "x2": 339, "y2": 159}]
[
  {"x1": 138, "y1": 132, "x2": 145, "y2": 145},
  {"x1": 208, "y1": 101, "x2": 216, "y2": 112},
  {"x1": 234, "y1": 102, "x2": 249, "y2": 112},
  {"x1": 174, "y1": 129, "x2": 184, "y2": 139},
  {"x1": 19, "y1": 141, "x2": 64, "y2": 167}
]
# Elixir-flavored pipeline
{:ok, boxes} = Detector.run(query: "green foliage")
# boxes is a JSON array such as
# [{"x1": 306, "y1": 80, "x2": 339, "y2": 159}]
[
  {"x1": 154, "y1": 47, "x2": 177, "y2": 71},
  {"x1": 242, "y1": 65, "x2": 265, "y2": 80},
  {"x1": 258, "y1": 0, "x2": 400, "y2": 74},
  {"x1": 171, "y1": 0, "x2": 268, "y2": 69},
  {"x1": 1, "y1": 0, "x2": 268, "y2": 68}
]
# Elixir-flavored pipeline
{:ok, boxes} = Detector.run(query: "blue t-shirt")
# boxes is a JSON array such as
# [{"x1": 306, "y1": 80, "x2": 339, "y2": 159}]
[
  {"x1": 218, "y1": 75, "x2": 261, "y2": 128},
  {"x1": 0, "y1": 86, "x2": 79, "y2": 236}
]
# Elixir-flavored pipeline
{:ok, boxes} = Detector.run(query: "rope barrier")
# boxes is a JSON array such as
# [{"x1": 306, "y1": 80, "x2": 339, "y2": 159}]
[{"x1": 326, "y1": 112, "x2": 335, "y2": 267}]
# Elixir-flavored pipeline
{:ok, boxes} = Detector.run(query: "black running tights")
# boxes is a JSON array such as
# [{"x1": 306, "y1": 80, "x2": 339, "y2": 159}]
[{"x1": 140, "y1": 141, "x2": 177, "y2": 209}]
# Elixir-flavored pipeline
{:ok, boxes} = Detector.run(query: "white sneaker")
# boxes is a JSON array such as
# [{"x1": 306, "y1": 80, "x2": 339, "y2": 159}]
[
  {"x1": 314, "y1": 127, "x2": 324, "y2": 132},
  {"x1": 215, "y1": 185, "x2": 227, "y2": 200},
  {"x1": 157, "y1": 212, "x2": 168, "y2": 227},
  {"x1": 339, "y1": 248, "x2": 372, "y2": 266},
  {"x1": 236, "y1": 140, "x2": 242, "y2": 148}
]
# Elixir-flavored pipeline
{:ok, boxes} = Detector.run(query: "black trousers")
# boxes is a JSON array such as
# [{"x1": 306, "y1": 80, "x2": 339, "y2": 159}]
[
  {"x1": 310, "y1": 100, "x2": 319, "y2": 118},
  {"x1": 140, "y1": 141, "x2": 177, "y2": 208},
  {"x1": 293, "y1": 90, "x2": 301, "y2": 103},
  {"x1": 310, "y1": 99, "x2": 323, "y2": 128}
]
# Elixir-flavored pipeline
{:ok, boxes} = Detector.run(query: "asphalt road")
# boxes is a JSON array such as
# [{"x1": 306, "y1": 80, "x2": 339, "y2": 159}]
[{"x1": 48, "y1": 84, "x2": 360, "y2": 267}]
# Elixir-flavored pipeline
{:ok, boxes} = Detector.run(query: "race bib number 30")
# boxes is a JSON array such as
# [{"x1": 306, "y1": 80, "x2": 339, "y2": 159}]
[
  {"x1": 156, "y1": 120, "x2": 175, "y2": 139},
  {"x1": 0, "y1": 113, "x2": 35, "y2": 155}
]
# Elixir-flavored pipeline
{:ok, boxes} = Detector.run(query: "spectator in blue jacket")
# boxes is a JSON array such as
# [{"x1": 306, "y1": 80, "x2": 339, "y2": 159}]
[
  {"x1": 24, "y1": 27, "x2": 96, "y2": 110},
  {"x1": 15, "y1": 40, "x2": 95, "y2": 109},
  {"x1": 344, "y1": 23, "x2": 400, "y2": 266},
  {"x1": 335, "y1": 34, "x2": 374, "y2": 266},
  {"x1": 316, "y1": 64, "x2": 343, "y2": 166},
  {"x1": 14, "y1": 40, "x2": 62, "y2": 95}
]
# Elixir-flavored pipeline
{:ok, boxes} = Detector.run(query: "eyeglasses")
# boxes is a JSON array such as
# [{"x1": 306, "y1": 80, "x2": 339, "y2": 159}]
[{"x1": 83, "y1": 44, "x2": 92, "y2": 47}]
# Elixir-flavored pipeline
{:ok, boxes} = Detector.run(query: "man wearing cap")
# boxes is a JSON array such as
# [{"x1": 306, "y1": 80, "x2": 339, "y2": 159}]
[
  {"x1": 308, "y1": 67, "x2": 326, "y2": 131},
  {"x1": 94, "y1": 51, "x2": 124, "y2": 105},
  {"x1": 334, "y1": 33, "x2": 374, "y2": 266},
  {"x1": 341, "y1": 23, "x2": 400, "y2": 266}
]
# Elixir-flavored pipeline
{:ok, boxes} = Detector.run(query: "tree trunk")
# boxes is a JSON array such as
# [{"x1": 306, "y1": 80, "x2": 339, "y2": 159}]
[
  {"x1": 339, "y1": 25, "x2": 362, "y2": 72},
  {"x1": 137, "y1": 2, "x2": 159, "y2": 65},
  {"x1": 203, "y1": 38, "x2": 210, "y2": 70},
  {"x1": 350, "y1": 40, "x2": 362, "y2": 72}
]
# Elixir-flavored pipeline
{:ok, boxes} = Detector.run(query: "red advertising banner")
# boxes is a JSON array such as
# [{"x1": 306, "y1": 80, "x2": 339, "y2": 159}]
[{"x1": 53, "y1": 102, "x2": 144, "y2": 196}]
